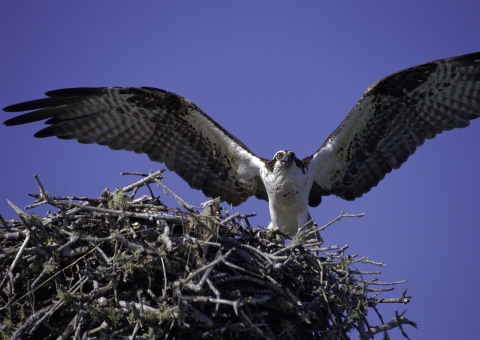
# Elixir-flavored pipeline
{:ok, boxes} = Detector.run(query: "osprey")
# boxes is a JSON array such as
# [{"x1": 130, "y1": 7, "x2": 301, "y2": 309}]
[{"x1": 4, "y1": 52, "x2": 480, "y2": 236}]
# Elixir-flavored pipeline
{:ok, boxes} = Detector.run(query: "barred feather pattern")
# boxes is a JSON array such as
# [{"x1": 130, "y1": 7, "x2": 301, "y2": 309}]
[
  {"x1": 3, "y1": 87, "x2": 268, "y2": 206},
  {"x1": 311, "y1": 52, "x2": 480, "y2": 201}
]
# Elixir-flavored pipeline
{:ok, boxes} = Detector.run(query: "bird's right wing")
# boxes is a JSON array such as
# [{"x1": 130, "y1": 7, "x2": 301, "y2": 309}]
[{"x1": 4, "y1": 87, "x2": 268, "y2": 205}]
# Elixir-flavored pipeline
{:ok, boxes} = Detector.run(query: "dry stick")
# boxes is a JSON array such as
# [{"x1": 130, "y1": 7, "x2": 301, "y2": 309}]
[
  {"x1": 86, "y1": 320, "x2": 109, "y2": 337},
  {"x1": 185, "y1": 262, "x2": 215, "y2": 292},
  {"x1": 120, "y1": 171, "x2": 154, "y2": 176},
  {"x1": 55, "y1": 234, "x2": 80, "y2": 255},
  {"x1": 50, "y1": 200, "x2": 185, "y2": 224},
  {"x1": 241, "y1": 243, "x2": 286, "y2": 262},
  {"x1": 176, "y1": 287, "x2": 242, "y2": 316},
  {"x1": 72, "y1": 310, "x2": 85, "y2": 340},
  {"x1": 49, "y1": 195, "x2": 93, "y2": 201},
  {"x1": 396, "y1": 310, "x2": 415, "y2": 340},
  {"x1": 294, "y1": 218, "x2": 316, "y2": 240},
  {"x1": 57, "y1": 313, "x2": 79, "y2": 340},
  {"x1": 372, "y1": 297, "x2": 411, "y2": 304},
  {"x1": 34, "y1": 174, "x2": 51, "y2": 203},
  {"x1": 0, "y1": 230, "x2": 30, "y2": 291},
  {"x1": 352, "y1": 256, "x2": 385, "y2": 266},
  {"x1": 206, "y1": 278, "x2": 221, "y2": 317},
  {"x1": 130, "y1": 321, "x2": 141, "y2": 340},
  {"x1": 0, "y1": 214, "x2": 12, "y2": 232},
  {"x1": 183, "y1": 234, "x2": 222, "y2": 247},
  {"x1": 363, "y1": 315, "x2": 417, "y2": 339},
  {"x1": 145, "y1": 289, "x2": 161, "y2": 309},
  {"x1": 350, "y1": 269, "x2": 381, "y2": 275},
  {"x1": 367, "y1": 287, "x2": 395, "y2": 293},
  {"x1": 320, "y1": 210, "x2": 366, "y2": 232},
  {"x1": 222, "y1": 259, "x2": 266, "y2": 279},
  {"x1": 119, "y1": 169, "x2": 165, "y2": 193},
  {"x1": 0, "y1": 231, "x2": 22, "y2": 239},
  {"x1": 304, "y1": 211, "x2": 366, "y2": 240},
  {"x1": 93, "y1": 244, "x2": 112, "y2": 264},
  {"x1": 59, "y1": 228, "x2": 115, "y2": 244},
  {"x1": 180, "y1": 248, "x2": 233, "y2": 285},
  {"x1": 41, "y1": 206, "x2": 85, "y2": 226},
  {"x1": 160, "y1": 256, "x2": 168, "y2": 301},
  {"x1": 220, "y1": 212, "x2": 240, "y2": 224},
  {"x1": 154, "y1": 178, "x2": 196, "y2": 212},
  {"x1": 118, "y1": 300, "x2": 170, "y2": 314},
  {"x1": 362, "y1": 279, "x2": 408, "y2": 286},
  {"x1": 270, "y1": 239, "x2": 305, "y2": 256},
  {"x1": 373, "y1": 288, "x2": 411, "y2": 305},
  {"x1": 6, "y1": 200, "x2": 28, "y2": 219},
  {"x1": 122, "y1": 216, "x2": 137, "y2": 239}
]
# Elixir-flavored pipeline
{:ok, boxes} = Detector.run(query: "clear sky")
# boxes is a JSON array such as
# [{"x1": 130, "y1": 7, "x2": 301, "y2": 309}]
[{"x1": 1, "y1": 1, "x2": 479, "y2": 339}]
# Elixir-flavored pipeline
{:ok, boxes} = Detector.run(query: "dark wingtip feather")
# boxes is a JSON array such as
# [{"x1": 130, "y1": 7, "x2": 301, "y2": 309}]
[
  {"x1": 4, "y1": 87, "x2": 108, "y2": 114},
  {"x1": 4, "y1": 110, "x2": 48, "y2": 126},
  {"x1": 33, "y1": 126, "x2": 59, "y2": 138},
  {"x1": 4, "y1": 116, "x2": 22, "y2": 126},
  {"x1": 45, "y1": 87, "x2": 107, "y2": 98},
  {"x1": 3, "y1": 102, "x2": 73, "y2": 126},
  {"x1": 3, "y1": 96, "x2": 76, "y2": 114},
  {"x1": 3, "y1": 101, "x2": 37, "y2": 113},
  {"x1": 3, "y1": 89, "x2": 103, "y2": 126}
]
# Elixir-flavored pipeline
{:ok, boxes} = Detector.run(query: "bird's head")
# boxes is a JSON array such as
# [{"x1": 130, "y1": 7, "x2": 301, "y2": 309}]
[
  {"x1": 265, "y1": 150, "x2": 307, "y2": 175},
  {"x1": 273, "y1": 150, "x2": 296, "y2": 167}
]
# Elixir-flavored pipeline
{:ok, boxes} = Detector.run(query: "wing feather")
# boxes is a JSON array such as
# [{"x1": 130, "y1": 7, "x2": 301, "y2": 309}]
[
  {"x1": 309, "y1": 51, "x2": 480, "y2": 202},
  {"x1": 3, "y1": 87, "x2": 268, "y2": 206}
]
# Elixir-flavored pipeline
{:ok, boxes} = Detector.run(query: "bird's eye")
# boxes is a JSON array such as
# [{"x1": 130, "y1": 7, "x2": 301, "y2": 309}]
[{"x1": 276, "y1": 152, "x2": 283, "y2": 159}]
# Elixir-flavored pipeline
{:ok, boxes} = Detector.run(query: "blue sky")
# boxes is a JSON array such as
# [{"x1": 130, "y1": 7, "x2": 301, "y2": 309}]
[{"x1": 1, "y1": 1, "x2": 479, "y2": 339}]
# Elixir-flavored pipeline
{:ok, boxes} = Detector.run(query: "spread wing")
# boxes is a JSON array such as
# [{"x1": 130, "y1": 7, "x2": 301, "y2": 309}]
[
  {"x1": 3, "y1": 87, "x2": 268, "y2": 205},
  {"x1": 307, "y1": 51, "x2": 480, "y2": 205}
]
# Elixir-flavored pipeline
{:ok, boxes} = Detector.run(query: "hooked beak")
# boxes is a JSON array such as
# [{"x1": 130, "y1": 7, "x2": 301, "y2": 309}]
[{"x1": 280, "y1": 154, "x2": 293, "y2": 167}]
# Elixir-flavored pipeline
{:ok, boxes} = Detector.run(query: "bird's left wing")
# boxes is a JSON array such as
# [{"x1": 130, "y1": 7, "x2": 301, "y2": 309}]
[
  {"x1": 306, "y1": 51, "x2": 480, "y2": 205},
  {"x1": 3, "y1": 87, "x2": 268, "y2": 205}
]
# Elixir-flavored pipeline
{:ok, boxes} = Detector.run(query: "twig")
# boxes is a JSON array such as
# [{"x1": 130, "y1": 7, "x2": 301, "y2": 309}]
[
  {"x1": 154, "y1": 178, "x2": 195, "y2": 212},
  {"x1": 119, "y1": 169, "x2": 165, "y2": 193},
  {"x1": 363, "y1": 314, "x2": 417, "y2": 339},
  {"x1": 0, "y1": 230, "x2": 30, "y2": 290}
]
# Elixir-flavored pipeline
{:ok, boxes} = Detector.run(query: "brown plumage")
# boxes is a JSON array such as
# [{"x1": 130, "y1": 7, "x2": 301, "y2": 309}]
[
  {"x1": 312, "y1": 51, "x2": 480, "y2": 202},
  {"x1": 4, "y1": 87, "x2": 269, "y2": 206}
]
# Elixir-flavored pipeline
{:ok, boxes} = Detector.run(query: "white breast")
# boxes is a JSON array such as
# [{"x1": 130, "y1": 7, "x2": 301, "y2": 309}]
[{"x1": 261, "y1": 163, "x2": 313, "y2": 235}]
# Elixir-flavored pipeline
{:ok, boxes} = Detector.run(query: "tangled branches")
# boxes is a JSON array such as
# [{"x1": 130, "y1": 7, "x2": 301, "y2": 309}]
[{"x1": 0, "y1": 170, "x2": 416, "y2": 339}]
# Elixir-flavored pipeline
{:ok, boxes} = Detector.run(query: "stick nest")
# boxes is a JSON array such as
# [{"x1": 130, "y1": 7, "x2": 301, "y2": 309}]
[{"x1": 0, "y1": 170, "x2": 416, "y2": 340}]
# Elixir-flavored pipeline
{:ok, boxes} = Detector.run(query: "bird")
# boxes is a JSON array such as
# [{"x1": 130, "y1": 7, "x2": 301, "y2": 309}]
[{"x1": 3, "y1": 51, "x2": 480, "y2": 236}]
